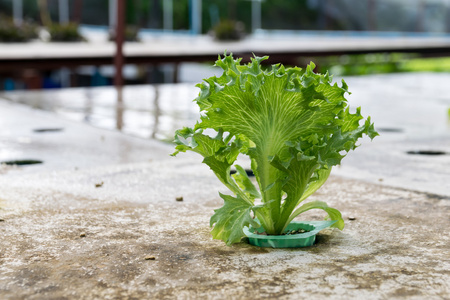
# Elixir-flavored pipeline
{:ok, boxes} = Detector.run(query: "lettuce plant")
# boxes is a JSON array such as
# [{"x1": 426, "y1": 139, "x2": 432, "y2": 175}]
[{"x1": 173, "y1": 53, "x2": 378, "y2": 245}]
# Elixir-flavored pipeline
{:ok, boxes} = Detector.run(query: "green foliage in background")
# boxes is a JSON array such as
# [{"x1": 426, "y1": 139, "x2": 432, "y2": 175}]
[
  {"x1": 261, "y1": 0, "x2": 318, "y2": 30},
  {"x1": 48, "y1": 22, "x2": 85, "y2": 42},
  {"x1": 313, "y1": 53, "x2": 450, "y2": 76},
  {"x1": 0, "y1": 0, "x2": 40, "y2": 22},
  {"x1": 400, "y1": 57, "x2": 450, "y2": 73},
  {"x1": 213, "y1": 19, "x2": 245, "y2": 41},
  {"x1": 0, "y1": 15, "x2": 38, "y2": 42},
  {"x1": 109, "y1": 25, "x2": 140, "y2": 42}
]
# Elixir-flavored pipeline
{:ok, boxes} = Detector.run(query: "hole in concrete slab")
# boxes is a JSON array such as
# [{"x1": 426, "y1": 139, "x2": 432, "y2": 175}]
[
  {"x1": 230, "y1": 169, "x2": 255, "y2": 177},
  {"x1": 377, "y1": 127, "x2": 403, "y2": 133},
  {"x1": 33, "y1": 128, "x2": 64, "y2": 133},
  {"x1": 406, "y1": 150, "x2": 447, "y2": 156},
  {"x1": 1, "y1": 160, "x2": 43, "y2": 166}
]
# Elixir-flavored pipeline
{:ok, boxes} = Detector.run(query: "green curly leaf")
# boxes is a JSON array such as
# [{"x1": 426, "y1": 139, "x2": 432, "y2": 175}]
[
  {"x1": 173, "y1": 52, "x2": 377, "y2": 244},
  {"x1": 210, "y1": 193, "x2": 259, "y2": 245}
]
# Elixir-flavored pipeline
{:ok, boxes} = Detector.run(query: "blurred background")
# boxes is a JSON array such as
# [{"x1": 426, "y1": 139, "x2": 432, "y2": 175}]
[
  {"x1": 2, "y1": 0, "x2": 450, "y2": 90},
  {"x1": 1, "y1": 1, "x2": 450, "y2": 194}
]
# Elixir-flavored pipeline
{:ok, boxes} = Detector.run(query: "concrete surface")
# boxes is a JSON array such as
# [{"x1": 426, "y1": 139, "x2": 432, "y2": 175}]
[
  {"x1": 0, "y1": 100, "x2": 171, "y2": 172},
  {"x1": 0, "y1": 73, "x2": 449, "y2": 299},
  {"x1": 2, "y1": 72, "x2": 450, "y2": 195},
  {"x1": 334, "y1": 73, "x2": 450, "y2": 196},
  {"x1": 0, "y1": 84, "x2": 201, "y2": 142},
  {"x1": 2, "y1": 34, "x2": 450, "y2": 60}
]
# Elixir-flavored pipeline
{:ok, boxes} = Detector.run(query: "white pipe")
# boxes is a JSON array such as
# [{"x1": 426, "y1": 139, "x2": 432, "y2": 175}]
[
  {"x1": 13, "y1": 0, "x2": 23, "y2": 26},
  {"x1": 60, "y1": 68, "x2": 71, "y2": 88},
  {"x1": 109, "y1": 0, "x2": 117, "y2": 31},
  {"x1": 163, "y1": 0, "x2": 173, "y2": 31},
  {"x1": 252, "y1": 0, "x2": 262, "y2": 33},
  {"x1": 58, "y1": 0, "x2": 69, "y2": 24},
  {"x1": 191, "y1": 0, "x2": 202, "y2": 35}
]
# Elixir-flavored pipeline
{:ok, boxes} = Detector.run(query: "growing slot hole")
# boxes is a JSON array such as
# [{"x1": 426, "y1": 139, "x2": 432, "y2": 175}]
[
  {"x1": 406, "y1": 150, "x2": 447, "y2": 156},
  {"x1": 33, "y1": 128, "x2": 64, "y2": 133},
  {"x1": 1, "y1": 160, "x2": 43, "y2": 166},
  {"x1": 377, "y1": 127, "x2": 403, "y2": 133}
]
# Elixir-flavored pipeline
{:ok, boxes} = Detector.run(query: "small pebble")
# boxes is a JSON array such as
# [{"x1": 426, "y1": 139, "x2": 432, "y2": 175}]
[
  {"x1": 95, "y1": 182, "x2": 104, "y2": 188},
  {"x1": 175, "y1": 196, "x2": 183, "y2": 202},
  {"x1": 145, "y1": 255, "x2": 156, "y2": 260},
  {"x1": 80, "y1": 232, "x2": 86, "y2": 237},
  {"x1": 348, "y1": 216, "x2": 356, "y2": 221}
]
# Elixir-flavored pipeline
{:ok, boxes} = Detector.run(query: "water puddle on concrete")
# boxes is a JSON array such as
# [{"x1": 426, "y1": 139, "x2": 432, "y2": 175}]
[{"x1": 0, "y1": 84, "x2": 200, "y2": 142}]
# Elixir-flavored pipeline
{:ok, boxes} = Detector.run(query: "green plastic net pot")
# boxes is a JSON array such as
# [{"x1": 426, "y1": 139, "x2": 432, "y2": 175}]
[{"x1": 243, "y1": 220, "x2": 337, "y2": 248}]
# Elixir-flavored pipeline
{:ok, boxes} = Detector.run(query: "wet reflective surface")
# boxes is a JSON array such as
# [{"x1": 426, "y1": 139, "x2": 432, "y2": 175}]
[
  {"x1": 342, "y1": 73, "x2": 450, "y2": 141},
  {"x1": 2, "y1": 73, "x2": 450, "y2": 144},
  {"x1": 1, "y1": 84, "x2": 200, "y2": 142},
  {"x1": 1, "y1": 73, "x2": 450, "y2": 194}
]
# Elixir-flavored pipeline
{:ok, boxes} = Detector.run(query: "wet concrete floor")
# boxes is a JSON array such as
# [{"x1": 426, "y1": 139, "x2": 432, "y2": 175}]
[
  {"x1": 2, "y1": 72, "x2": 450, "y2": 195},
  {"x1": 0, "y1": 73, "x2": 449, "y2": 299}
]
